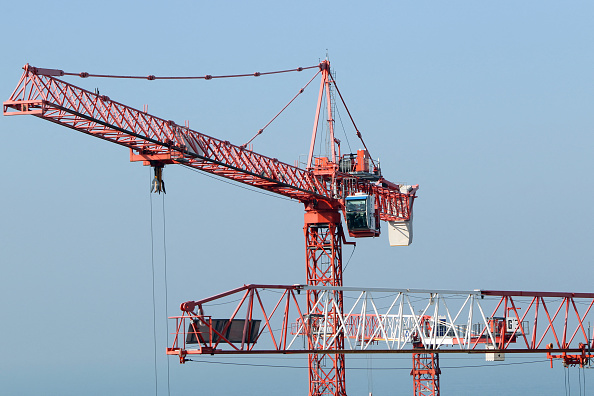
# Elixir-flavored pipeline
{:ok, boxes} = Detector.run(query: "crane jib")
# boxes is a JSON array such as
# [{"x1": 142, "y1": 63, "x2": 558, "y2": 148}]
[
  {"x1": 3, "y1": 65, "x2": 415, "y2": 222},
  {"x1": 46, "y1": 103, "x2": 327, "y2": 202}
]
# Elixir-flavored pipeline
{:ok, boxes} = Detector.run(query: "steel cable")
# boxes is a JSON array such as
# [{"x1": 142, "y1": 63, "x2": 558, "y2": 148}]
[
  {"x1": 61, "y1": 65, "x2": 320, "y2": 80},
  {"x1": 149, "y1": 171, "x2": 159, "y2": 396},
  {"x1": 185, "y1": 358, "x2": 551, "y2": 370},
  {"x1": 162, "y1": 196, "x2": 171, "y2": 396}
]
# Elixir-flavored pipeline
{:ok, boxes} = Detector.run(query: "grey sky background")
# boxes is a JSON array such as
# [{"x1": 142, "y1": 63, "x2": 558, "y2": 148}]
[{"x1": 1, "y1": 1, "x2": 592, "y2": 395}]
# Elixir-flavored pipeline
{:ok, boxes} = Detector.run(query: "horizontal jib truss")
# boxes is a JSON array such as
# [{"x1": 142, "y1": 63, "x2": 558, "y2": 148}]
[
  {"x1": 3, "y1": 65, "x2": 414, "y2": 220},
  {"x1": 167, "y1": 284, "x2": 594, "y2": 365}
]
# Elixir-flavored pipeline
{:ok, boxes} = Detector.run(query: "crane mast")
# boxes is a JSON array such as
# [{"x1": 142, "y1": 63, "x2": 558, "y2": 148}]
[{"x1": 306, "y1": 62, "x2": 346, "y2": 395}]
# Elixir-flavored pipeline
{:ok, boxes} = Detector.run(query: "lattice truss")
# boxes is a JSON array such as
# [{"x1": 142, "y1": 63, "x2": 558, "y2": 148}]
[
  {"x1": 3, "y1": 64, "x2": 414, "y2": 222},
  {"x1": 168, "y1": 285, "x2": 594, "y2": 366}
]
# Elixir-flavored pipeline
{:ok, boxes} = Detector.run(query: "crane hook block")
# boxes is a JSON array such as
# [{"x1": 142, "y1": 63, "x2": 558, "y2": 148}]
[{"x1": 151, "y1": 165, "x2": 166, "y2": 194}]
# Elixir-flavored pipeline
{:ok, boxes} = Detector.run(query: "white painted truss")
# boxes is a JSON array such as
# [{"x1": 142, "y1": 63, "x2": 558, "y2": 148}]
[{"x1": 288, "y1": 286, "x2": 508, "y2": 351}]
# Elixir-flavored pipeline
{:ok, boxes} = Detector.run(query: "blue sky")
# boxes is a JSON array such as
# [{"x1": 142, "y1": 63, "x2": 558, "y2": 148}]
[{"x1": 1, "y1": 1, "x2": 593, "y2": 395}]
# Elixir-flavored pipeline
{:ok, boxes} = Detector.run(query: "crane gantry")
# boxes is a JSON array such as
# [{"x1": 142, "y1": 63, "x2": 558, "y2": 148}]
[{"x1": 4, "y1": 62, "x2": 592, "y2": 396}]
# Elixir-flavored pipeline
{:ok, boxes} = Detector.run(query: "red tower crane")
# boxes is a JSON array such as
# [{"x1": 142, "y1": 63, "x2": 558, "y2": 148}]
[
  {"x1": 3, "y1": 61, "x2": 418, "y2": 396},
  {"x1": 7, "y1": 63, "x2": 591, "y2": 396}
]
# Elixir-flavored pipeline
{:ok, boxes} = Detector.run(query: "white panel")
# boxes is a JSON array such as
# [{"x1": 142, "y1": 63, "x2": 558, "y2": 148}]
[{"x1": 388, "y1": 215, "x2": 413, "y2": 246}]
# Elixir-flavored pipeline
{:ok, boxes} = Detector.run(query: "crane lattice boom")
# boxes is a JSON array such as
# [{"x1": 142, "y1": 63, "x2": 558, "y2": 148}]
[
  {"x1": 169, "y1": 284, "x2": 594, "y2": 367},
  {"x1": 4, "y1": 63, "x2": 416, "y2": 223}
]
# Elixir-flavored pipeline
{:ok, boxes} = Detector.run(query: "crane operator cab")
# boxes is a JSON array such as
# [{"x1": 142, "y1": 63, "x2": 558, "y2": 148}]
[{"x1": 345, "y1": 193, "x2": 380, "y2": 238}]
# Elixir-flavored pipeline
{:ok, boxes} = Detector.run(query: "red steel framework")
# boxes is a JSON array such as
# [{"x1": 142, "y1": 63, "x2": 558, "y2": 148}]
[
  {"x1": 411, "y1": 352, "x2": 440, "y2": 396},
  {"x1": 304, "y1": 214, "x2": 346, "y2": 395},
  {"x1": 2, "y1": 63, "x2": 414, "y2": 222},
  {"x1": 169, "y1": 285, "x2": 594, "y2": 396},
  {"x1": 10, "y1": 62, "x2": 590, "y2": 395},
  {"x1": 3, "y1": 62, "x2": 416, "y2": 396},
  {"x1": 168, "y1": 284, "x2": 594, "y2": 359}
]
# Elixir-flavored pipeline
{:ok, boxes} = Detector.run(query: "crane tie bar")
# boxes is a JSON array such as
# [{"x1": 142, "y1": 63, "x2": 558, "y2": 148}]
[
  {"x1": 25, "y1": 64, "x2": 321, "y2": 80},
  {"x1": 241, "y1": 69, "x2": 322, "y2": 148}
]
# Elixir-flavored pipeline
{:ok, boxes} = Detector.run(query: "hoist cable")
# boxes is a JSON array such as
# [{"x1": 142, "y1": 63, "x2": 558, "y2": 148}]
[
  {"x1": 162, "y1": 196, "x2": 171, "y2": 396},
  {"x1": 367, "y1": 354, "x2": 374, "y2": 395},
  {"x1": 578, "y1": 368, "x2": 582, "y2": 396},
  {"x1": 565, "y1": 366, "x2": 570, "y2": 396},
  {"x1": 149, "y1": 174, "x2": 173, "y2": 396},
  {"x1": 585, "y1": 366, "x2": 588, "y2": 396},
  {"x1": 582, "y1": 367, "x2": 587, "y2": 395},
  {"x1": 61, "y1": 64, "x2": 320, "y2": 80},
  {"x1": 149, "y1": 173, "x2": 159, "y2": 396}
]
